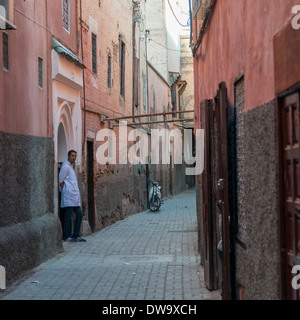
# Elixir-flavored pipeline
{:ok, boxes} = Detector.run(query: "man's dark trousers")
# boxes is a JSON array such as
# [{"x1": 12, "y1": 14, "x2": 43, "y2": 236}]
[{"x1": 63, "y1": 206, "x2": 83, "y2": 240}]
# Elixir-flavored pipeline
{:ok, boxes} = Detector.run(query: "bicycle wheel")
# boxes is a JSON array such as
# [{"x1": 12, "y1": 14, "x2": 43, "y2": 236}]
[{"x1": 149, "y1": 195, "x2": 159, "y2": 212}]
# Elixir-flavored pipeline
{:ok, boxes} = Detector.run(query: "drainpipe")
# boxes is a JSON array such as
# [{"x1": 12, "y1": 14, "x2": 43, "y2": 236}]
[
  {"x1": 145, "y1": 29, "x2": 150, "y2": 116},
  {"x1": 145, "y1": 28, "x2": 150, "y2": 208},
  {"x1": 188, "y1": 0, "x2": 193, "y2": 50},
  {"x1": 132, "y1": 2, "x2": 137, "y2": 120},
  {"x1": 46, "y1": 0, "x2": 50, "y2": 136},
  {"x1": 80, "y1": 0, "x2": 86, "y2": 164}
]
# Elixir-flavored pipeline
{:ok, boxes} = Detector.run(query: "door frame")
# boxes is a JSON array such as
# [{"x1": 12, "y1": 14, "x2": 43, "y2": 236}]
[{"x1": 277, "y1": 84, "x2": 300, "y2": 300}]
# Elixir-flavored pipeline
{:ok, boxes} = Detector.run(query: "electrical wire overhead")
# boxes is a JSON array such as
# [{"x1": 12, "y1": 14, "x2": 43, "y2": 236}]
[
  {"x1": 167, "y1": 0, "x2": 190, "y2": 27},
  {"x1": 149, "y1": 38, "x2": 182, "y2": 52}
]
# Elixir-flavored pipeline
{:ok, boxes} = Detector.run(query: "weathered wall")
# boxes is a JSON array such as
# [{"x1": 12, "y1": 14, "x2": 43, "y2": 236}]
[
  {"x1": 192, "y1": 0, "x2": 294, "y2": 299},
  {"x1": 0, "y1": 132, "x2": 62, "y2": 284},
  {"x1": 94, "y1": 164, "x2": 147, "y2": 230},
  {"x1": 79, "y1": 0, "x2": 133, "y2": 117},
  {"x1": 78, "y1": 0, "x2": 137, "y2": 232},
  {"x1": 234, "y1": 100, "x2": 280, "y2": 299},
  {"x1": 0, "y1": 0, "x2": 76, "y2": 284}
]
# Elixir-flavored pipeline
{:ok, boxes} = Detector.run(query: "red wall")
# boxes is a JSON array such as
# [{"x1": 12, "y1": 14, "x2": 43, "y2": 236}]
[
  {"x1": 0, "y1": 0, "x2": 78, "y2": 138},
  {"x1": 193, "y1": 0, "x2": 298, "y2": 112}
]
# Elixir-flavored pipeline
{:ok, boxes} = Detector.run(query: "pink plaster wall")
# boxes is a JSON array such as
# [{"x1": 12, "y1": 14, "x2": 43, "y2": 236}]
[
  {"x1": 193, "y1": 0, "x2": 298, "y2": 112},
  {"x1": 0, "y1": 0, "x2": 78, "y2": 138}
]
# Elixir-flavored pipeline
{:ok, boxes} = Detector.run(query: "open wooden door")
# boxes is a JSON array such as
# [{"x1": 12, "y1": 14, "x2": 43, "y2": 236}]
[
  {"x1": 200, "y1": 99, "x2": 216, "y2": 290},
  {"x1": 215, "y1": 82, "x2": 232, "y2": 299}
]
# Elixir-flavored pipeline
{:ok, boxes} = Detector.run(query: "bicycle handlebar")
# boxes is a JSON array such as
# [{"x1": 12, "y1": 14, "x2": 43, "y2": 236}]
[{"x1": 148, "y1": 180, "x2": 160, "y2": 185}]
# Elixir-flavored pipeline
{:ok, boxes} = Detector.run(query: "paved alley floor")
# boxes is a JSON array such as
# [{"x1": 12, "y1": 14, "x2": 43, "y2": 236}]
[{"x1": 1, "y1": 188, "x2": 221, "y2": 300}]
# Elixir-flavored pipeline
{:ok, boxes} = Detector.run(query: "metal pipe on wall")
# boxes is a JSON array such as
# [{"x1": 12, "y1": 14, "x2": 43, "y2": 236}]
[
  {"x1": 113, "y1": 118, "x2": 194, "y2": 127},
  {"x1": 102, "y1": 109, "x2": 194, "y2": 122}
]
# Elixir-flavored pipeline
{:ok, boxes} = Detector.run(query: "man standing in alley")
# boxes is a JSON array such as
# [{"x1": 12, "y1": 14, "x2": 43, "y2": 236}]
[{"x1": 59, "y1": 150, "x2": 86, "y2": 242}]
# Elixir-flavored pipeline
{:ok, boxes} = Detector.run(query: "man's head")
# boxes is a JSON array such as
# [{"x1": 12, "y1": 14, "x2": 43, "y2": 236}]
[{"x1": 68, "y1": 150, "x2": 77, "y2": 165}]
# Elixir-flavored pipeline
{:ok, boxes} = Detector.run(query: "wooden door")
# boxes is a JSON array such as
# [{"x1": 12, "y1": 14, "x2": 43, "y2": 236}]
[
  {"x1": 215, "y1": 82, "x2": 232, "y2": 299},
  {"x1": 200, "y1": 99, "x2": 216, "y2": 290},
  {"x1": 87, "y1": 140, "x2": 96, "y2": 233},
  {"x1": 280, "y1": 92, "x2": 300, "y2": 300}
]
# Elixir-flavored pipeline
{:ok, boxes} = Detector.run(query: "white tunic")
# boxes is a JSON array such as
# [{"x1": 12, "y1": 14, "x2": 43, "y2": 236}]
[{"x1": 59, "y1": 161, "x2": 81, "y2": 208}]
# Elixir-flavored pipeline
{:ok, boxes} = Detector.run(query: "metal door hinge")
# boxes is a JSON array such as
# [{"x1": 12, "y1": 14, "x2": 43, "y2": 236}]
[{"x1": 217, "y1": 178, "x2": 224, "y2": 190}]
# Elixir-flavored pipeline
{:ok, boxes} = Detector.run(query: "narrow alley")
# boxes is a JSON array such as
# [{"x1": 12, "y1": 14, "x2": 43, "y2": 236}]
[
  {"x1": 0, "y1": 189, "x2": 221, "y2": 301},
  {"x1": 1, "y1": 0, "x2": 300, "y2": 302}
]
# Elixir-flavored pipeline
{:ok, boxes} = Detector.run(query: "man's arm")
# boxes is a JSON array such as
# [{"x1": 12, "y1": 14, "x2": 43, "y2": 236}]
[{"x1": 59, "y1": 165, "x2": 69, "y2": 188}]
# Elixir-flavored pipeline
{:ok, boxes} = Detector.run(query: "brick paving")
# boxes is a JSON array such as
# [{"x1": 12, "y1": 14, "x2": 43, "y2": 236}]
[{"x1": 0, "y1": 188, "x2": 221, "y2": 300}]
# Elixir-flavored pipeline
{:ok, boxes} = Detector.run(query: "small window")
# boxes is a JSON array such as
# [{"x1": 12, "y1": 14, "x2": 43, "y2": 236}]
[
  {"x1": 107, "y1": 54, "x2": 112, "y2": 88},
  {"x1": 3, "y1": 32, "x2": 9, "y2": 71},
  {"x1": 38, "y1": 57, "x2": 43, "y2": 89},
  {"x1": 92, "y1": 33, "x2": 97, "y2": 74},
  {"x1": 119, "y1": 39, "x2": 125, "y2": 96},
  {"x1": 62, "y1": 0, "x2": 70, "y2": 32}
]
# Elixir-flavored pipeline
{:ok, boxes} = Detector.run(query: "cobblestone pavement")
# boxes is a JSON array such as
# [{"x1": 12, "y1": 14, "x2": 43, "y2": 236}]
[{"x1": 1, "y1": 188, "x2": 221, "y2": 300}]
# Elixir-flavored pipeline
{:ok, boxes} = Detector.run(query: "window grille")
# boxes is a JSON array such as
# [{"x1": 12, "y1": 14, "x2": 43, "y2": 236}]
[
  {"x1": 62, "y1": 0, "x2": 70, "y2": 31},
  {"x1": 119, "y1": 40, "x2": 125, "y2": 96},
  {"x1": 92, "y1": 33, "x2": 97, "y2": 74},
  {"x1": 107, "y1": 54, "x2": 112, "y2": 88},
  {"x1": 193, "y1": 0, "x2": 212, "y2": 20},
  {"x1": 2, "y1": 32, "x2": 9, "y2": 70},
  {"x1": 38, "y1": 56, "x2": 43, "y2": 89}
]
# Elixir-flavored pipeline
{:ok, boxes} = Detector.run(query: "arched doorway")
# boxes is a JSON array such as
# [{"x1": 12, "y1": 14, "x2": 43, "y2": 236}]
[
  {"x1": 57, "y1": 122, "x2": 67, "y2": 163},
  {"x1": 51, "y1": 44, "x2": 84, "y2": 234},
  {"x1": 54, "y1": 101, "x2": 74, "y2": 218}
]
